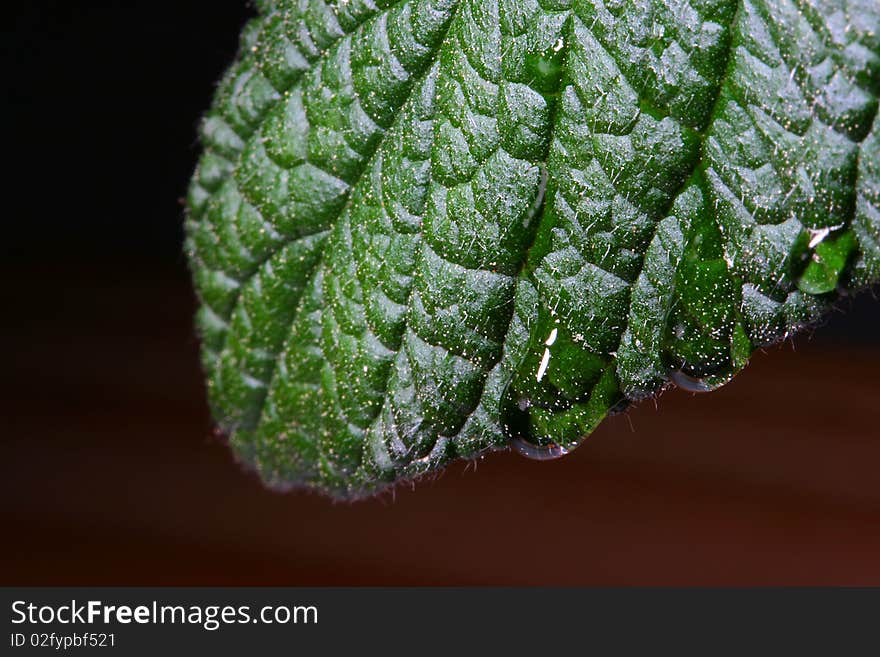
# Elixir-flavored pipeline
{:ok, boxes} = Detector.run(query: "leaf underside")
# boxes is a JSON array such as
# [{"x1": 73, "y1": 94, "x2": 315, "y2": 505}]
[{"x1": 186, "y1": 0, "x2": 880, "y2": 499}]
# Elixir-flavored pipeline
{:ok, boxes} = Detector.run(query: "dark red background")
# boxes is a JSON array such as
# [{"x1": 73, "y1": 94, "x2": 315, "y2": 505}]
[{"x1": 3, "y1": 2, "x2": 879, "y2": 585}]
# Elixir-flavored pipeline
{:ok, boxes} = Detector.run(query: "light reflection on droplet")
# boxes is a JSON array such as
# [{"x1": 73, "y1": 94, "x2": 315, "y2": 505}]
[
  {"x1": 509, "y1": 436, "x2": 574, "y2": 460},
  {"x1": 669, "y1": 369, "x2": 717, "y2": 393},
  {"x1": 807, "y1": 226, "x2": 831, "y2": 249},
  {"x1": 535, "y1": 348, "x2": 551, "y2": 382}
]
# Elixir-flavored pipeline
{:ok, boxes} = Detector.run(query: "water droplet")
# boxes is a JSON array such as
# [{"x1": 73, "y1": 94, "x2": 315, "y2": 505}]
[
  {"x1": 668, "y1": 369, "x2": 733, "y2": 393},
  {"x1": 525, "y1": 38, "x2": 566, "y2": 94},
  {"x1": 499, "y1": 300, "x2": 624, "y2": 460},
  {"x1": 500, "y1": 382, "x2": 584, "y2": 460},
  {"x1": 669, "y1": 369, "x2": 713, "y2": 392},
  {"x1": 510, "y1": 436, "x2": 576, "y2": 460},
  {"x1": 795, "y1": 227, "x2": 857, "y2": 295}
]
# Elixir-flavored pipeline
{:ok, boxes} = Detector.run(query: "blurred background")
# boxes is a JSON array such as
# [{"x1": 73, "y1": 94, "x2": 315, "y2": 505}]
[{"x1": 3, "y1": 2, "x2": 879, "y2": 585}]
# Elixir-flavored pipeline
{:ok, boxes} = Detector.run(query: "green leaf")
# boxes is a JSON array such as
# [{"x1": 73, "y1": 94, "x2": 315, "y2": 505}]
[
  {"x1": 186, "y1": 0, "x2": 880, "y2": 499},
  {"x1": 797, "y1": 229, "x2": 858, "y2": 294}
]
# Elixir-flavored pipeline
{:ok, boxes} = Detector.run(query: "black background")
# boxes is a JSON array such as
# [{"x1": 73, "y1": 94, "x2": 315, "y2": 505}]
[
  {"x1": 3, "y1": 2, "x2": 880, "y2": 586},
  {"x1": 5, "y1": 2, "x2": 251, "y2": 265}
]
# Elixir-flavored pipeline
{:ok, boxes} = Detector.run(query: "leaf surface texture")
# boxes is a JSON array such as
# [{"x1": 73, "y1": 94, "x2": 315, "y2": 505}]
[{"x1": 186, "y1": 0, "x2": 880, "y2": 498}]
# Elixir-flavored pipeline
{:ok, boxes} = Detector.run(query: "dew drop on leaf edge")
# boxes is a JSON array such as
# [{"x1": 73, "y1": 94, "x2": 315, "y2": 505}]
[{"x1": 500, "y1": 380, "x2": 587, "y2": 460}]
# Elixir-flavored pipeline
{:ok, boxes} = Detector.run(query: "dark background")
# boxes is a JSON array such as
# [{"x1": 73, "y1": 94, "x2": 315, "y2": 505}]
[{"x1": 3, "y1": 2, "x2": 879, "y2": 585}]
